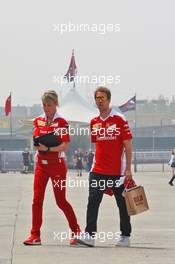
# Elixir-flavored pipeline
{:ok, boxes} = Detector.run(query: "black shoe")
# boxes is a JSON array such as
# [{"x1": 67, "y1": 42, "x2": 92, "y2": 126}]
[{"x1": 169, "y1": 182, "x2": 174, "y2": 186}]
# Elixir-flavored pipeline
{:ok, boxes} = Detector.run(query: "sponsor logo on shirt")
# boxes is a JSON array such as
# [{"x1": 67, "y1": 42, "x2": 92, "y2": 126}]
[
  {"x1": 106, "y1": 123, "x2": 116, "y2": 130},
  {"x1": 37, "y1": 120, "x2": 46, "y2": 126},
  {"x1": 97, "y1": 136, "x2": 117, "y2": 141},
  {"x1": 39, "y1": 130, "x2": 48, "y2": 134},
  {"x1": 92, "y1": 123, "x2": 102, "y2": 130},
  {"x1": 50, "y1": 123, "x2": 59, "y2": 127}
]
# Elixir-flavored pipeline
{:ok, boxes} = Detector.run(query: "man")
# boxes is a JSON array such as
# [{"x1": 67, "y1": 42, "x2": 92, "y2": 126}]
[
  {"x1": 76, "y1": 149, "x2": 83, "y2": 176},
  {"x1": 22, "y1": 148, "x2": 30, "y2": 173},
  {"x1": 75, "y1": 86, "x2": 133, "y2": 247},
  {"x1": 87, "y1": 150, "x2": 94, "y2": 172}
]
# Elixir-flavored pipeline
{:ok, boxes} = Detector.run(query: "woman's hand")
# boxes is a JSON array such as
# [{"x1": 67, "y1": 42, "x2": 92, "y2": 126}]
[{"x1": 34, "y1": 144, "x2": 48, "y2": 152}]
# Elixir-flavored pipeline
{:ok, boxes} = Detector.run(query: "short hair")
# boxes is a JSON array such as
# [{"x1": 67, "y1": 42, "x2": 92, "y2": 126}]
[
  {"x1": 94, "y1": 86, "x2": 111, "y2": 101},
  {"x1": 41, "y1": 90, "x2": 58, "y2": 105}
]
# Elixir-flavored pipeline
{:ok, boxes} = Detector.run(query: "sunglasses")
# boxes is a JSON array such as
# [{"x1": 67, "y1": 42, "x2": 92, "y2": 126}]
[{"x1": 95, "y1": 96, "x2": 108, "y2": 101}]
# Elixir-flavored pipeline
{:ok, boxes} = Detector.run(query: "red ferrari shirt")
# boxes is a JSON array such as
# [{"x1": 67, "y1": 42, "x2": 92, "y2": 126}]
[
  {"x1": 33, "y1": 111, "x2": 70, "y2": 160},
  {"x1": 90, "y1": 108, "x2": 132, "y2": 176}
]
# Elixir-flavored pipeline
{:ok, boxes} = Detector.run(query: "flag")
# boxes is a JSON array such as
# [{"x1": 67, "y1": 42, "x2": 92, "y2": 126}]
[
  {"x1": 119, "y1": 95, "x2": 136, "y2": 112},
  {"x1": 5, "y1": 94, "x2": 11, "y2": 116},
  {"x1": 64, "y1": 50, "x2": 77, "y2": 82}
]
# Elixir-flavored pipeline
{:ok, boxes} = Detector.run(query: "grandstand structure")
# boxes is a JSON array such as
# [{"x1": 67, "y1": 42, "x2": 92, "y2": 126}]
[{"x1": 0, "y1": 97, "x2": 174, "y2": 152}]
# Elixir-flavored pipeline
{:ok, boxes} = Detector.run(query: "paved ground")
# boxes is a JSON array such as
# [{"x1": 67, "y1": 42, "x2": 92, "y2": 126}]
[{"x1": 0, "y1": 165, "x2": 175, "y2": 264}]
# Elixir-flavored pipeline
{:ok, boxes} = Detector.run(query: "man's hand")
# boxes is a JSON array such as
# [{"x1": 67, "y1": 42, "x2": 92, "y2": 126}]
[
  {"x1": 124, "y1": 168, "x2": 133, "y2": 180},
  {"x1": 123, "y1": 139, "x2": 133, "y2": 180},
  {"x1": 35, "y1": 143, "x2": 48, "y2": 152}
]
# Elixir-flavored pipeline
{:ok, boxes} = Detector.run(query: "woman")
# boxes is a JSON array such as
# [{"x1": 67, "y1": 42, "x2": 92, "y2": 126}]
[
  {"x1": 169, "y1": 150, "x2": 175, "y2": 186},
  {"x1": 23, "y1": 90, "x2": 81, "y2": 245}
]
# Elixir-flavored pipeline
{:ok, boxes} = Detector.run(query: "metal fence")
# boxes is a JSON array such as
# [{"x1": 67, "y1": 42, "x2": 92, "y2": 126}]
[
  {"x1": 134, "y1": 150, "x2": 170, "y2": 163},
  {"x1": 133, "y1": 150, "x2": 171, "y2": 172},
  {"x1": 0, "y1": 151, "x2": 34, "y2": 172},
  {"x1": 0, "y1": 150, "x2": 172, "y2": 173}
]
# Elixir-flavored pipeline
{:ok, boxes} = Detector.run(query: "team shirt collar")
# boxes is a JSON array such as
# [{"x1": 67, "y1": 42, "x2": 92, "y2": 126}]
[
  {"x1": 39, "y1": 110, "x2": 61, "y2": 121},
  {"x1": 99, "y1": 107, "x2": 126, "y2": 121}
]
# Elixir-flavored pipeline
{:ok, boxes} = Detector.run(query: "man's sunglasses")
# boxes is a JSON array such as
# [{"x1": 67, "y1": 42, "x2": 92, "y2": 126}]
[{"x1": 95, "y1": 96, "x2": 108, "y2": 101}]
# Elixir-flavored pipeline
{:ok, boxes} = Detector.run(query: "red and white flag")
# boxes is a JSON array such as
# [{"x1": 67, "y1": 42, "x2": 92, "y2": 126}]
[
  {"x1": 119, "y1": 95, "x2": 136, "y2": 113},
  {"x1": 64, "y1": 49, "x2": 77, "y2": 82}
]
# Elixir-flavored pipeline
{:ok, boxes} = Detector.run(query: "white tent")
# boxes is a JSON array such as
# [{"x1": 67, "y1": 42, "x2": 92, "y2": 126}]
[
  {"x1": 59, "y1": 89, "x2": 98, "y2": 124},
  {"x1": 20, "y1": 89, "x2": 98, "y2": 128}
]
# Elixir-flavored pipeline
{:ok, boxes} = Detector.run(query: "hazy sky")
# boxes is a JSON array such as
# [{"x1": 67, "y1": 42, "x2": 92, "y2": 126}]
[{"x1": 0, "y1": 0, "x2": 174, "y2": 106}]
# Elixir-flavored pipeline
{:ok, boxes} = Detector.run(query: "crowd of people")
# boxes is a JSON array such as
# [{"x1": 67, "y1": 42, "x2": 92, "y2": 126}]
[{"x1": 71, "y1": 149, "x2": 94, "y2": 176}]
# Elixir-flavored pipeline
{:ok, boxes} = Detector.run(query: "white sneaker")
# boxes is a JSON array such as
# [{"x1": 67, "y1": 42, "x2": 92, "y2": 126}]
[
  {"x1": 115, "y1": 236, "x2": 130, "y2": 247},
  {"x1": 75, "y1": 233, "x2": 95, "y2": 247}
]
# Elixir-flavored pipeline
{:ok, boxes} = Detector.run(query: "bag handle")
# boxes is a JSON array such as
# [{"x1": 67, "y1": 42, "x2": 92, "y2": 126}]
[{"x1": 124, "y1": 178, "x2": 136, "y2": 189}]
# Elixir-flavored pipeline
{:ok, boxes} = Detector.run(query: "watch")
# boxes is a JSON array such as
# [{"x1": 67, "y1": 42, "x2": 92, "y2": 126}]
[{"x1": 46, "y1": 147, "x2": 50, "y2": 152}]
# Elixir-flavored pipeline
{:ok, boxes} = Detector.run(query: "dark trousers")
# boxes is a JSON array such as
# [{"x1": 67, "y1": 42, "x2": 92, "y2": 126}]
[
  {"x1": 169, "y1": 175, "x2": 175, "y2": 184},
  {"x1": 85, "y1": 172, "x2": 131, "y2": 237}
]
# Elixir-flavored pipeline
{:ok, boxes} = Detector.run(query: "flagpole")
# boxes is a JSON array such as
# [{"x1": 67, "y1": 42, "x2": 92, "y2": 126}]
[
  {"x1": 10, "y1": 92, "x2": 12, "y2": 137},
  {"x1": 64, "y1": 49, "x2": 77, "y2": 91},
  {"x1": 73, "y1": 80, "x2": 76, "y2": 90},
  {"x1": 134, "y1": 93, "x2": 137, "y2": 172},
  {"x1": 72, "y1": 49, "x2": 76, "y2": 91}
]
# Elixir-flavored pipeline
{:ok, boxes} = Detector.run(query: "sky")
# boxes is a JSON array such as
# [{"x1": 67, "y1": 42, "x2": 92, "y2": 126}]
[{"x1": 0, "y1": 0, "x2": 174, "y2": 107}]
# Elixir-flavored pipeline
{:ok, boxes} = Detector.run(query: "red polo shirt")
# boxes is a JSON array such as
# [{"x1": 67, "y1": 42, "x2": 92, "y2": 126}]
[
  {"x1": 90, "y1": 108, "x2": 132, "y2": 176},
  {"x1": 33, "y1": 111, "x2": 70, "y2": 160}
]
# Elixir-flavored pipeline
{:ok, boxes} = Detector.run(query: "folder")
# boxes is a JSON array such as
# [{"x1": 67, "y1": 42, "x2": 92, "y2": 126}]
[{"x1": 33, "y1": 132, "x2": 61, "y2": 147}]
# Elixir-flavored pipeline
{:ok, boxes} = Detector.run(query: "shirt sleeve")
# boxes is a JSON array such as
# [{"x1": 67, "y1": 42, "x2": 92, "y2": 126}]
[
  {"x1": 120, "y1": 118, "x2": 132, "y2": 141},
  {"x1": 33, "y1": 118, "x2": 40, "y2": 137},
  {"x1": 58, "y1": 119, "x2": 70, "y2": 142},
  {"x1": 90, "y1": 120, "x2": 97, "y2": 143}
]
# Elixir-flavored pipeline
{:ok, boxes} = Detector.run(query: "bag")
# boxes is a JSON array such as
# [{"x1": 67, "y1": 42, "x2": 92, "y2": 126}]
[{"x1": 123, "y1": 185, "x2": 149, "y2": 216}]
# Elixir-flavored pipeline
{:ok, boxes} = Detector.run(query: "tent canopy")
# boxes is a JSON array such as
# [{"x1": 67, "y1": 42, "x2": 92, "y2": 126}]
[
  {"x1": 20, "y1": 89, "x2": 98, "y2": 127},
  {"x1": 59, "y1": 89, "x2": 98, "y2": 124}
]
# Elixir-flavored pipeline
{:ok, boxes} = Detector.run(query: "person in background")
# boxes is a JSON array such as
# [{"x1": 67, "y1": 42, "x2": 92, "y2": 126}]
[
  {"x1": 84, "y1": 151, "x2": 89, "y2": 171},
  {"x1": 168, "y1": 150, "x2": 175, "y2": 186},
  {"x1": 86, "y1": 149, "x2": 94, "y2": 172},
  {"x1": 22, "y1": 148, "x2": 30, "y2": 173},
  {"x1": 28, "y1": 152, "x2": 34, "y2": 172},
  {"x1": 76, "y1": 149, "x2": 83, "y2": 176},
  {"x1": 73, "y1": 150, "x2": 78, "y2": 169}
]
